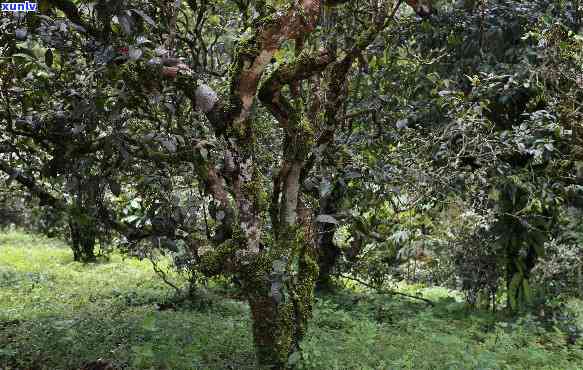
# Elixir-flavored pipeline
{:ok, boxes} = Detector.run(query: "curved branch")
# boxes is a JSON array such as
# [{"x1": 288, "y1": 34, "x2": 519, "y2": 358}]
[
  {"x1": 338, "y1": 273, "x2": 435, "y2": 306},
  {"x1": 259, "y1": 49, "x2": 333, "y2": 128},
  {"x1": 0, "y1": 159, "x2": 65, "y2": 209},
  {"x1": 182, "y1": 0, "x2": 326, "y2": 135}
]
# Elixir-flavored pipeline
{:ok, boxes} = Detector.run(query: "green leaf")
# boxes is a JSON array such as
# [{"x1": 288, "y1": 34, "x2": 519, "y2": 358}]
[
  {"x1": 199, "y1": 147, "x2": 208, "y2": 160},
  {"x1": 319, "y1": 180, "x2": 332, "y2": 197},
  {"x1": 118, "y1": 14, "x2": 133, "y2": 35},
  {"x1": 12, "y1": 53, "x2": 34, "y2": 62},
  {"x1": 209, "y1": 14, "x2": 221, "y2": 26},
  {"x1": 122, "y1": 215, "x2": 140, "y2": 223},
  {"x1": 272, "y1": 259, "x2": 287, "y2": 273},
  {"x1": 287, "y1": 351, "x2": 301, "y2": 366}
]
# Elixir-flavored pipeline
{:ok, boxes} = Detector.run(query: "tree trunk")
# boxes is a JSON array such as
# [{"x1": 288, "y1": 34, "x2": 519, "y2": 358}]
[
  {"x1": 69, "y1": 217, "x2": 96, "y2": 263},
  {"x1": 506, "y1": 242, "x2": 537, "y2": 310},
  {"x1": 248, "y1": 295, "x2": 297, "y2": 369},
  {"x1": 243, "y1": 235, "x2": 318, "y2": 369},
  {"x1": 315, "y1": 180, "x2": 344, "y2": 291},
  {"x1": 316, "y1": 221, "x2": 340, "y2": 291}
]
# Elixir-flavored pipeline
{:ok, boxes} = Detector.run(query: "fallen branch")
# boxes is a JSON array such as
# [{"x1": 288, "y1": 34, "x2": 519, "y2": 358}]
[{"x1": 337, "y1": 273, "x2": 435, "y2": 306}]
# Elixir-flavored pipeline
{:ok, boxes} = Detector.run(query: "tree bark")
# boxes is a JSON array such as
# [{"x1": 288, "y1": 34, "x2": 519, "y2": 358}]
[
  {"x1": 243, "y1": 223, "x2": 317, "y2": 369},
  {"x1": 315, "y1": 183, "x2": 343, "y2": 291},
  {"x1": 69, "y1": 216, "x2": 97, "y2": 262},
  {"x1": 316, "y1": 221, "x2": 340, "y2": 290}
]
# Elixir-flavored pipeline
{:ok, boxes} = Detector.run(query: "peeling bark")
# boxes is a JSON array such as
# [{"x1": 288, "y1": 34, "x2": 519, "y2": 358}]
[{"x1": 281, "y1": 162, "x2": 303, "y2": 226}]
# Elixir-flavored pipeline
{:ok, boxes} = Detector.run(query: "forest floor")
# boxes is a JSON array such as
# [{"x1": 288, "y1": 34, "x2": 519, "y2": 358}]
[{"x1": 0, "y1": 231, "x2": 582, "y2": 370}]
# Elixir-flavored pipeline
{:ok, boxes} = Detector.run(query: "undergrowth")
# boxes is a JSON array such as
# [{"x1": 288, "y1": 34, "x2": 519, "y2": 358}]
[{"x1": 0, "y1": 231, "x2": 582, "y2": 369}]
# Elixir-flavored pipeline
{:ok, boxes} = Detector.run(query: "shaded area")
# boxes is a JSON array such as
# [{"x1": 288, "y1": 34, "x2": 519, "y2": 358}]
[{"x1": 1, "y1": 232, "x2": 582, "y2": 369}]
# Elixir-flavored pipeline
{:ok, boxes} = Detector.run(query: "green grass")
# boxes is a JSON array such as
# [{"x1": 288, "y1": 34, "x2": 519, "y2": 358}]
[
  {"x1": 1, "y1": 231, "x2": 582, "y2": 369},
  {"x1": 0, "y1": 231, "x2": 255, "y2": 369}
]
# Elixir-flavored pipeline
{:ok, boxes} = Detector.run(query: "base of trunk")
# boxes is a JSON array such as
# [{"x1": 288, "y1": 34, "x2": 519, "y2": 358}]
[
  {"x1": 244, "y1": 240, "x2": 318, "y2": 369},
  {"x1": 249, "y1": 296, "x2": 295, "y2": 369},
  {"x1": 70, "y1": 220, "x2": 97, "y2": 263}
]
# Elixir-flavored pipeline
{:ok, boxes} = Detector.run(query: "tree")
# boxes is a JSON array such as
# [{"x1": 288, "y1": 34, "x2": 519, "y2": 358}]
[
  {"x1": 164, "y1": 1, "x2": 432, "y2": 366},
  {"x1": 1, "y1": 0, "x2": 434, "y2": 367}
]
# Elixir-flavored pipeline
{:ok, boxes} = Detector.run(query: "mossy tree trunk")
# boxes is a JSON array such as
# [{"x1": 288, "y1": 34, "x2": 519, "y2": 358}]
[
  {"x1": 68, "y1": 177, "x2": 100, "y2": 263},
  {"x1": 315, "y1": 179, "x2": 346, "y2": 291},
  {"x1": 244, "y1": 229, "x2": 318, "y2": 368},
  {"x1": 496, "y1": 182, "x2": 549, "y2": 311},
  {"x1": 504, "y1": 235, "x2": 539, "y2": 311},
  {"x1": 69, "y1": 216, "x2": 97, "y2": 262},
  {"x1": 168, "y1": 2, "x2": 419, "y2": 367}
]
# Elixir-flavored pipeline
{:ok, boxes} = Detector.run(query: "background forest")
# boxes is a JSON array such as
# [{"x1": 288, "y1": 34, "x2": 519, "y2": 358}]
[{"x1": 1, "y1": 0, "x2": 582, "y2": 369}]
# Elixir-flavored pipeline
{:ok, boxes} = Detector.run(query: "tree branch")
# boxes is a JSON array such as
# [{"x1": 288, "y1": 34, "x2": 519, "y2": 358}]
[
  {"x1": 0, "y1": 159, "x2": 65, "y2": 209},
  {"x1": 259, "y1": 49, "x2": 333, "y2": 128},
  {"x1": 337, "y1": 273, "x2": 435, "y2": 306}
]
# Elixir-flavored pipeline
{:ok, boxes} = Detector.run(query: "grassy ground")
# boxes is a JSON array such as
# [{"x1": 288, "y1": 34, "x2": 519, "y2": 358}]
[{"x1": 1, "y1": 231, "x2": 582, "y2": 370}]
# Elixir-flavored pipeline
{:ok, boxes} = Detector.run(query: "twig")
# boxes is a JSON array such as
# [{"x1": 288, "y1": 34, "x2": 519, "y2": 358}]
[
  {"x1": 149, "y1": 256, "x2": 182, "y2": 294},
  {"x1": 337, "y1": 273, "x2": 435, "y2": 306}
]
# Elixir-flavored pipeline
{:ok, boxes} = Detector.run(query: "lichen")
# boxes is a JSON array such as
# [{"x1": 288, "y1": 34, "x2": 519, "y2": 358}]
[
  {"x1": 240, "y1": 166, "x2": 269, "y2": 212},
  {"x1": 198, "y1": 239, "x2": 239, "y2": 277},
  {"x1": 241, "y1": 223, "x2": 319, "y2": 368},
  {"x1": 229, "y1": 35, "x2": 259, "y2": 97},
  {"x1": 284, "y1": 113, "x2": 315, "y2": 161},
  {"x1": 293, "y1": 236, "x2": 319, "y2": 340}
]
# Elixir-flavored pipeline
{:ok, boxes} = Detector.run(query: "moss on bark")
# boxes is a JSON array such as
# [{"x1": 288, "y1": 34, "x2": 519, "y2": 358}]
[{"x1": 241, "y1": 225, "x2": 318, "y2": 369}]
